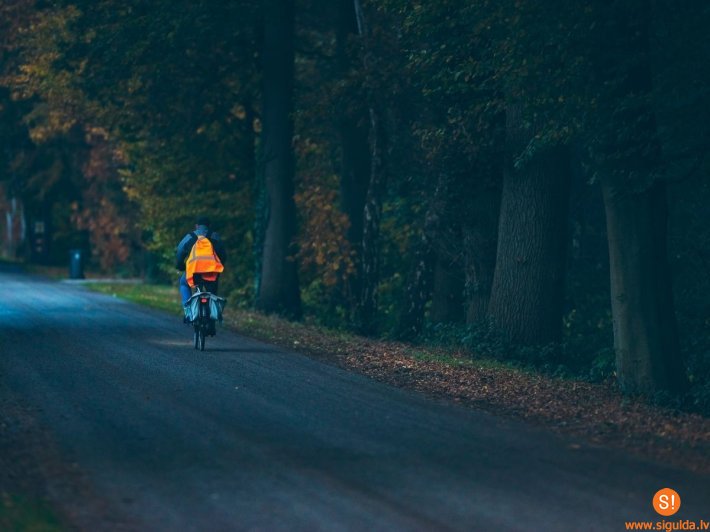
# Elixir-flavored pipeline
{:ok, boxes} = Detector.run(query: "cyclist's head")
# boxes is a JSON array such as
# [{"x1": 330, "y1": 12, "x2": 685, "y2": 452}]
[{"x1": 195, "y1": 215, "x2": 211, "y2": 228}]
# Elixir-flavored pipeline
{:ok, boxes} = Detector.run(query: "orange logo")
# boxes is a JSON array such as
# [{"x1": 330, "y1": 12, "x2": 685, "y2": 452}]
[{"x1": 653, "y1": 488, "x2": 681, "y2": 517}]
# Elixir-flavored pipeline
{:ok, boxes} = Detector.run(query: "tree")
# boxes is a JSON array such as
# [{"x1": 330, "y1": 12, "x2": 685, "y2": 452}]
[
  {"x1": 352, "y1": 0, "x2": 387, "y2": 334},
  {"x1": 382, "y1": 0, "x2": 505, "y2": 335},
  {"x1": 395, "y1": 173, "x2": 448, "y2": 339},
  {"x1": 590, "y1": 0, "x2": 686, "y2": 395},
  {"x1": 335, "y1": 0, "x2": 370, "y2": 290},
  {"x1": 484, "y1": 2, "x2": 584, "y2": 348},
  {"x1": 256, "y1": 0, "x2": 302, "y2": 317},
  {"x1": 487, "y1": 106, "x2": 571, "y2": 346}
]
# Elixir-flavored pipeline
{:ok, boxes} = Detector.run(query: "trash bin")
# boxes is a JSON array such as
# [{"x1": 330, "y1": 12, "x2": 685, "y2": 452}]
[{"x1": 69, "y1": 249, "x2": 85, "y2": 279}]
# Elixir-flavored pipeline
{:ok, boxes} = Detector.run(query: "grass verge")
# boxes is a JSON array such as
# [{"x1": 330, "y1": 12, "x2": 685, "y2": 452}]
[
  {"x1": 0, "y1": 494, "x2": 64, "y2": 532},
  {"x1": 84, "y1": 281, "x2": 710, "y2": 474},
  {"x1": 88, "y1": 282, "x2": 180, "y2": 315}
]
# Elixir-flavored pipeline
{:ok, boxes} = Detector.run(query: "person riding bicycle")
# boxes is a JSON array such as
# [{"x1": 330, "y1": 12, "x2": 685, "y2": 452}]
[{"x1": 176, "y1": 216, "x2": 228, "y2": 322}]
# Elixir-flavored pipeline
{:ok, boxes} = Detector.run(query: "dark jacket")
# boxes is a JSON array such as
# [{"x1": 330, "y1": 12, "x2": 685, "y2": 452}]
[{"x1": 175, "y1": 225, "x2": 228, "y2": 271}]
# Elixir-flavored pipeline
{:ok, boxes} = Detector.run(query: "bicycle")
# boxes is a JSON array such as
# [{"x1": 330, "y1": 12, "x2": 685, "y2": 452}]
[{"x1": 185, "y1": 283, "x2": 226, "y2": 352}]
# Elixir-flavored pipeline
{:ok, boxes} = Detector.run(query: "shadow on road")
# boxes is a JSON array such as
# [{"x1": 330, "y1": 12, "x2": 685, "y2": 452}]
[{"x1": 206, "y1": 347, "x2": 278, "y2": 354}]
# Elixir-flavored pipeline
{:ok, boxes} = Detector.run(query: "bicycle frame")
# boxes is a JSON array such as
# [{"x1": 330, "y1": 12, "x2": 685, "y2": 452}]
[{"x1": 191, "y1": 287, "x2": 214, "y2": 351}]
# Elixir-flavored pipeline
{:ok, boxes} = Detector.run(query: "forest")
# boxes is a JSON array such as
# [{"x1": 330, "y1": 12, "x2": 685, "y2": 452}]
[{"x1": 0, "y1": 0, "x2": 708, "y2": 410}]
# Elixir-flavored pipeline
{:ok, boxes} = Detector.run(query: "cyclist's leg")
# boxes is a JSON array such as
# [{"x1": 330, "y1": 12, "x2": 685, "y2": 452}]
[{"x1": 179, "y1": 272, "x2": 192, "y2": 305}]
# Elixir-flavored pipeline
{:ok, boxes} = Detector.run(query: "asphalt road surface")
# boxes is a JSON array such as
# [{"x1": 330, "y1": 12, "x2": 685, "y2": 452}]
[{"x1": 0, "y1": 269, "x2": 708, "y2": 531}]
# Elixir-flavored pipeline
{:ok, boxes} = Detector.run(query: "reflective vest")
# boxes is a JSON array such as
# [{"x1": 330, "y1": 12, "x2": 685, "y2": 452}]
[{"x1": 185, "y1": 234, "x2": 224, "y2": 287}]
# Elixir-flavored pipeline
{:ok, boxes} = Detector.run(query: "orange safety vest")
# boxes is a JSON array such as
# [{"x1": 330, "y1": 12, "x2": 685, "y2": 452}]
[{"x1": 185, "y1": 235, "x2": 224, "y2": 287}]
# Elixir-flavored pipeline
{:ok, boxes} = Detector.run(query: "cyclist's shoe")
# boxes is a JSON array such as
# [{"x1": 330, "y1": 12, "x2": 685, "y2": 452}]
[{"x1": 208, "y1": 321, "x2": 216, "y2": 336}]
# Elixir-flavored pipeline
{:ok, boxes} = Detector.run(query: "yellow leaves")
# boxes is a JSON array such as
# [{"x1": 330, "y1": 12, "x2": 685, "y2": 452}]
[
  {"x1": 28, "y1": 108, "x2": 77, "y2": 143},
  {"x1": 127, "y1": 75, "x2": 142, "y2": 94},
  {"x1": 230, "y1": 104, "x2": 247, "y2": 120},
  {"x1": 0, "y1": 5, "x2": 88, "y2": 143},
  {"x1": 295, "y1": 179, "x2": 355, "y2": 288}
]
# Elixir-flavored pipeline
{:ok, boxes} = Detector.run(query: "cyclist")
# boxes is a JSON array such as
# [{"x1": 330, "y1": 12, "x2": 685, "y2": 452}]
[{"x1": 176, "y1": 216, "x2": 228, "y2": 324}]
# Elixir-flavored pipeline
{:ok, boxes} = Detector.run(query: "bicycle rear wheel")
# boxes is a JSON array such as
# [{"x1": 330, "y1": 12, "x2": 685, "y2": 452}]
[{"x1": 199, "y1": 328, "x2": 206, "y2": 351}]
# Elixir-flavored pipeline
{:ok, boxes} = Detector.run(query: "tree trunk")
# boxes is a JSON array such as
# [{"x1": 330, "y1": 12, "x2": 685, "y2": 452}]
[
  {"x1": 602, "y1": 180, "x2": 685, "y2": 395},
  {"x1": 357, "y1": 107, "x2": 385, "y2": 334},
  {"x1": 353, "y1": 0, "x2": 385, "y2": 335},
  {"x1": 592, "y1": 0, "x2": 686, "y2": 395},
  {"x1": 256, "y1": 0, "x2": 301, "y2": 318},
  {"x1": 336, "y1": 0, "x2": 370, "y2": 302},
  {"x1": 395, "y1": 174, "x2": 448, "y2": 339},
  {"x1": 339, "y1": 124, "x2": 370, "y2": 256},
  {"x1": 487, "y1": 106, "x2": 570, "y2": 346},
  {"x1": 396, "y1": 238, "x2": 436, "y2": 339},
  {"x1": 463, "y1": 186, "x2": 500, "y2": 323}
]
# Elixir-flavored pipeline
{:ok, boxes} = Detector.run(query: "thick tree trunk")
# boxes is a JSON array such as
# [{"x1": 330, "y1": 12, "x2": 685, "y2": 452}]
[
  {"x1": 463, "y1": 186, "x2": 500, "y2": 323},
  {"x1": 602, "y1": 180, "x2": 685, "y2": 395},
  {"x1": 256, "y1": 0, "x2": 301, "y2": 318},
  {"x1": 487, "y1": 107, "x2": 570, "y2": 345}
]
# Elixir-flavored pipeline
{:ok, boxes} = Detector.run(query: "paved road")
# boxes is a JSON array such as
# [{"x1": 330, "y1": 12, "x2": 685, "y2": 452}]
[{"x1": 0, "y1": 269, "x2": 707, "y2": 531}]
